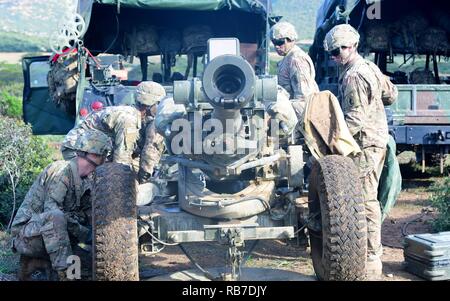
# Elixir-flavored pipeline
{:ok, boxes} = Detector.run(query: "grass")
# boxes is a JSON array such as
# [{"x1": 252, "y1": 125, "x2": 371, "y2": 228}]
[
  {"x1": 387, "y1": 55, "x2": 450, "y2": 76},
  {"x1": 0, "y1": 32, "x2": 48, "y2": 52},
  {"x1": 0, "y1": 231, "x2": 19, "y2": 275}
]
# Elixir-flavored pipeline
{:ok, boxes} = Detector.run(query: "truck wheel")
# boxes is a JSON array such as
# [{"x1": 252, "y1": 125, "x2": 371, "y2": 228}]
[
  {"x1": 308, "y1": 155, "x2": 367, "y2": 281},
  {"x1": 92, "y1": 163, "x2": 139, "y2": 281}
]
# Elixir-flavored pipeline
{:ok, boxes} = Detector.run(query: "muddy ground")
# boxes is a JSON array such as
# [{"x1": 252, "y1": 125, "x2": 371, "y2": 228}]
[{"x1": 0, "y1": 178, "x2": 439, "y2": 281}]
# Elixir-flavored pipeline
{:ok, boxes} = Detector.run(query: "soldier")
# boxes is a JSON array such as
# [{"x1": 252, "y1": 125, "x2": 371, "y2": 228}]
[
  {"x1": 61, "y1": 81, "x2": 166, "y2": 183},
  {"x1": 11, "y1": 129, "x2": 112, "y2": 281},
  {"x1": 270, "y1": 22, "x2": 319, "y2": 249},
  {"x1": 270, "y1": 21, "x2": 319, "y2": 116},
  {"x1": 323, "y1": 24, "x2": 398, "y2": 279}
]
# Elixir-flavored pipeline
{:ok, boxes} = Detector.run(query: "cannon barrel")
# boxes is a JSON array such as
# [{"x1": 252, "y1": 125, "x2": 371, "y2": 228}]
[
  {"x1": 202, "y1": 54, "x2": 256, "y2": 109},
  {"x1": 173, "y1": 54, "x2": 277, "y2": 108}
]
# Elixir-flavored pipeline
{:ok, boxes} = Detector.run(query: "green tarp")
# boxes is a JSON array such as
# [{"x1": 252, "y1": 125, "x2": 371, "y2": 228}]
[{"x1": 92, "y1": 0, "x2": 268, "y2": 12}]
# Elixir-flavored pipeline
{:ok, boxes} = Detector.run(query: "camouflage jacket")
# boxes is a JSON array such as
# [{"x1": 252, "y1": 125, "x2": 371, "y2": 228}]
[
  {"x1": 135, "y1": 116, "x2": 165, "y2": 176},
  {"x1": 11, "y1": 159, "x2": 91, "y2": 242},
  {"x1": 338, "y1": 55, "x2": 398, "y2": 149},
  {"x1": 77, "y1": 106, "x2": 142, "y2": 164},
  {"x1": 277, "y1": 45, "x2": 319, "y2": 102}
]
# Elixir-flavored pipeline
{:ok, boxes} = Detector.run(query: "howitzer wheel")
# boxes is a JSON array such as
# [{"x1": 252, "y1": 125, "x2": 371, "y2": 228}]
[
  {"x1": 92, "y1": 163, "x2": 139, "y2": 281},
  {"x1": 308, "y1": 155, "x2": 367, "y2": 281}
]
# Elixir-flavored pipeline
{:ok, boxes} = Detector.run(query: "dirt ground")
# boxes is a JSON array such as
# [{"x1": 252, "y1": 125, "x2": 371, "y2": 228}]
[
  {"x1": 138, "y1": 178, "x2": 437, "y2": 281},
  {"x1": 0, "y1": 178, "x2": 439, "y2": 281}
]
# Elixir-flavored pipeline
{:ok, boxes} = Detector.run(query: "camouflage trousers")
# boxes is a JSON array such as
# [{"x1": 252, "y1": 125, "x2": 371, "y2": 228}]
[
  {"x1": 352, "y1": 146, "x2": 386, "y2": 275},
  {"x1": 11, "y1": 209, "x2": 72, "y2": 271}
]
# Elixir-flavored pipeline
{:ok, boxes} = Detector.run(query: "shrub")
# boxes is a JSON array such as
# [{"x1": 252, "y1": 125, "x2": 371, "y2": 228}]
[
  {"x1": 0, "y1": 62, "x2": 23, "y2": 84},
  {"x1": 0, "y1": 90, "x2": 22, "y2": 118},
  {"x1": 429, "y1": 176, "x2": 450, "y2": 232},
  {"x1": 0, "y1": 116, "x2": 53, "y2": 229}
]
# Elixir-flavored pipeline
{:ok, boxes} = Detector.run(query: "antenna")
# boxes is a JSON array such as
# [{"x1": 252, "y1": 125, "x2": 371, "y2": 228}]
[{"x1": 265, "y1": 0, "x2": 271, "y2": 75}]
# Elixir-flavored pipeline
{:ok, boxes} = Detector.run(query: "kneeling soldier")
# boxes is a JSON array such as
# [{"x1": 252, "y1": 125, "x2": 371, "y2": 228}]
[{"x1": 11, "y1": 129, "x2": 112, "y2": 281}]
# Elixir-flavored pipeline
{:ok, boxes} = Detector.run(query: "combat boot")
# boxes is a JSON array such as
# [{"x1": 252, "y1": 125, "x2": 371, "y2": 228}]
[
  {"x1": 366, "y1": 257, "x2": 383, "y2": 281},
  {"x1": 18, "y1": 255, "x2": 53, "y2": 281}
]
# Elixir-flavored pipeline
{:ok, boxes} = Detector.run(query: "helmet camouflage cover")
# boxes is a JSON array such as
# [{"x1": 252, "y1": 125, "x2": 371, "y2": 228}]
[
  {"x1": 74, "y1": 129, "x2": 112, "y2": 156},
  {"x1": 135, "y1": 81, "x2": 166, "y2": 106},
  {"x1": 323, "y1": 24, "x2": 360, "y2": 51},
  {"x1": 270, "y1": 21, "x2": 298, "y2": 41}
]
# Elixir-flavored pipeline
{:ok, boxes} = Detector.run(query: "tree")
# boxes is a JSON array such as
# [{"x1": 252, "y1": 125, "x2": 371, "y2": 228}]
[{"x1": 0, "y1": 116, "x2": 52, "y2": 230}]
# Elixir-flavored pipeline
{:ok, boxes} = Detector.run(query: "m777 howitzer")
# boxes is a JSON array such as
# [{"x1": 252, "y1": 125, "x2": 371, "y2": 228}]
[{"x1": 90, "y1": 39, "x2": 369, "y2": 282}]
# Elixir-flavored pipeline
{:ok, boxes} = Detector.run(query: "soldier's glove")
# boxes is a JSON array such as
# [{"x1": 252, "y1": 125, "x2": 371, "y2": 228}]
[
  {"x1": 265, "y1": 97, "x2": 298, "y2": 137},
  {"x1": 138, "y1": 170, "x2": 152, "y2": 184}
]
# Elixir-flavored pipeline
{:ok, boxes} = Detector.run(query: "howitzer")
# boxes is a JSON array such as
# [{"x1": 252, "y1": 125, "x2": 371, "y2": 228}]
[
  {"x1": 158, "y1": 38, "x2": 303, "y2": 219},
  {"x1": 166, "y1": 39, "x2": 294, "y2": 181},
  {"x1": 88, "y1": 38, "x2": 370, "y2": 282}
]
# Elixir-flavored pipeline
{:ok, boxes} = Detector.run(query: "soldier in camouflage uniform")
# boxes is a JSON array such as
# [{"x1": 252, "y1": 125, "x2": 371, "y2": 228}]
[
  {"x1": 61, "y1": 81, "x2": 166, "y2": 183},
  {"x1": 11, "y1": 129, "x2": 112, "y2": 281},
  {"x1": 324, "y1": 24, "x2": 398, "y2": 279},
  {"x1": 270, "y1": 22, "x2": 319, "y2": 249},
  {"x1": 270, "y1": 21, "x2": 319, "y2": 117}
]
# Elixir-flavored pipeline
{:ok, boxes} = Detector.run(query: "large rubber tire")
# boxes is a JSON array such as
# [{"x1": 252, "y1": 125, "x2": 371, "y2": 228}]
[
  {"x1": 92, "y1": 163, "x2": 139, "y2": 281},
  {"x1": 308, "y1": 155, "x2": 367, "y2": 281}
]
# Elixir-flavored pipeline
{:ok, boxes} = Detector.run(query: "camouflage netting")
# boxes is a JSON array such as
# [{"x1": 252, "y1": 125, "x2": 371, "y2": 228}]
[
  {"x1": 409, "y1": 68, "x2": 436, "y2": 84},
  {"x1": 364, "y1": 22, "x2": 390, "y2": 52},
  {"x1": 125, "y1": 25, "x2": 159, "y2": 55},
  {"x1": 418, "y1": 27, "x2": 449, "y2": 54},
  {"x1": 47, "y1": 51, "x2": 79, "y2": 116},
  {"x1": 182, "y1": 25, "x2": 213, "y2": 53}
]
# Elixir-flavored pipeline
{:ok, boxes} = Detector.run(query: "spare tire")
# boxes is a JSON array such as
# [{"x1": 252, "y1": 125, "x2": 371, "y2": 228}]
[
  {"x1": 92, "y1": 163, "x2": 139, "y2": 281},
  {"x1": 308, "y1": 155, "x2": 367, "y2": 281}
]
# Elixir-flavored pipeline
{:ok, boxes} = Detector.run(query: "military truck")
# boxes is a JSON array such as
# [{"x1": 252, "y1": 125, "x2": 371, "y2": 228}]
[
  {"x1": 22, "y1": 0, "x2": 368, "y2": 281},
  {"x1": 311, "y1": 0, "x2": 450, "y2": 173}
]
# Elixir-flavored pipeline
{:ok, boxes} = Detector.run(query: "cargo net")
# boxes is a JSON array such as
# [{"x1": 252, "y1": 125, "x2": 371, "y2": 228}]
[
  {"x1": 363, "y1": 13, "x2": 450, "y2": 55},
  {"x1": 47, "y1": 50, "x2": 79, "y2": 116}
]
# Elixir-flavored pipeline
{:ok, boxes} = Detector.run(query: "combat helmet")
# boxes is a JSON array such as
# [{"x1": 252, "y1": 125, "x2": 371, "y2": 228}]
[
  {"x1": 270, "y1": 21, "x2": 298, "y2": 41},
  {"x1": 74, "y1": 129, "x2": 112, "y2": 157},
  {"x1": 323, "y1": 24, "x2": 360, "y2": 52},
  {"x1": 135, "y1": 81, "x2": 166, "y2": 106}
]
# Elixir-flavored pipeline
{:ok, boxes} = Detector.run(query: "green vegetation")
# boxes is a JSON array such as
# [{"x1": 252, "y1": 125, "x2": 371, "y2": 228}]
[
  {"x1": 387, "y1": 55, "x2": 450, "y2": 77},
  {"x1": 0, "y1": 231, "x2": 18, "y2": 274},
  {"x1": 0, "y1": 32, "x2": 49, "y2": 52},
  {"x1": 0, "y1": 62, "x2": 24, "y2": 119},
  {"x1": 429, "y1": 177, "x2": 450, "y2": 232},
  {"x1": 272, "y1": 0, "x2": 323, "y2": 41},
  {"x1": 0, "y1": 117, "x2": 53, "y2": 228},
  {"x1": 0, "y1": 62, "x2": 56, "y2": 230},
  {"x1": 0, "y1": 61, "x2": 23, "y2": 84}
]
